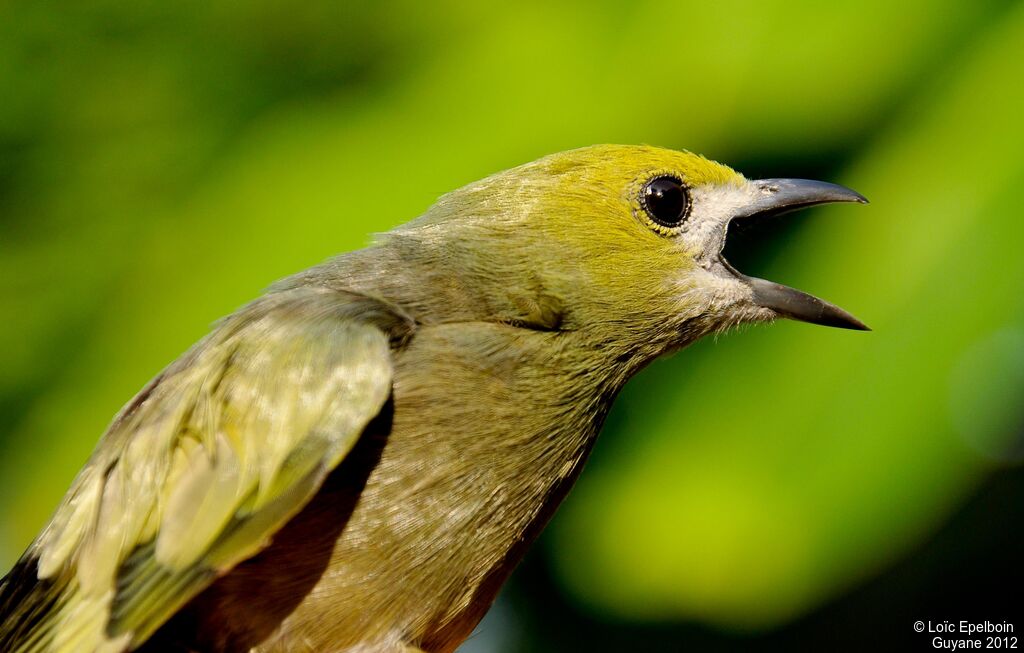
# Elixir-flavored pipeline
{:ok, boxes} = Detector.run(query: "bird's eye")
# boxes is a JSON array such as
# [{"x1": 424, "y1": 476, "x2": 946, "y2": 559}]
[{"x1": 641, "y1": 175, "x2": 689, "y2": 228}]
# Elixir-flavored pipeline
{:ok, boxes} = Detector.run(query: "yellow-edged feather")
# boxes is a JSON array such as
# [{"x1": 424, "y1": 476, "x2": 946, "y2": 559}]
[{"x1": 0, "y1": 287, "x2": 400, "y2": 653}]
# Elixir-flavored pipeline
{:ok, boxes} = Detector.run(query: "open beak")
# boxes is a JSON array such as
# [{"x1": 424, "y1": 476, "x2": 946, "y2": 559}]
[{"x1": 726, "y1": 178, "x2": 870, "y2": 331}]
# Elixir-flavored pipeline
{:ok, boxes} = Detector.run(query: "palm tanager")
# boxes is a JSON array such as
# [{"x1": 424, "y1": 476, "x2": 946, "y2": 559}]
[{"x1": 0, "y1": 145, "x2": 868, "y2": 652}]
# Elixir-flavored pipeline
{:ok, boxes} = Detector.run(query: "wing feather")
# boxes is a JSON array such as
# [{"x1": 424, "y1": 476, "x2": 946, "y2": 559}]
[{"x1": 0, "y1": 288, "x2": 406, "y2": 653}]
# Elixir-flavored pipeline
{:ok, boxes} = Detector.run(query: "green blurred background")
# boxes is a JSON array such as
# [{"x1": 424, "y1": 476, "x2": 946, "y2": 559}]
[{"x1": 2, "y1": 1, "x2": 1022, "y2": 650}]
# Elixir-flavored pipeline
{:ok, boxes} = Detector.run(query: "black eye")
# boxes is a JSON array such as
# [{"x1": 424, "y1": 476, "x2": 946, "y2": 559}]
[{"x1": 641, "y1": 176, "x2": 689, "y2": 227}]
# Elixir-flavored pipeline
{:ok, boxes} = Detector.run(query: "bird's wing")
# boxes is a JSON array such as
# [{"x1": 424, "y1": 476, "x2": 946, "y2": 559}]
[{"x1": 0, "y1": 287, "x2": 409, "y2": 653}]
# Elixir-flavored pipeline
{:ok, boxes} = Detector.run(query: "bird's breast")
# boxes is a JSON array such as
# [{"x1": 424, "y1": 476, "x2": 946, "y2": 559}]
[{"x1": 217, "y1": 322, "x2": 618, "y2": 653}]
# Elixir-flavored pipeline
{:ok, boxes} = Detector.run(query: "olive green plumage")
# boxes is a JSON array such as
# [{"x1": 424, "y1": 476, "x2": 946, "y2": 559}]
[{"x1": 0, "y1": 145, "x2": 866, "y2": 652}]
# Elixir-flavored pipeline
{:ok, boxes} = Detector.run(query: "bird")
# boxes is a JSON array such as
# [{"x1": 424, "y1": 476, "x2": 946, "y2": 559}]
[{"x1": 0, "y1": 144, "x2": 868, "y2": 653}]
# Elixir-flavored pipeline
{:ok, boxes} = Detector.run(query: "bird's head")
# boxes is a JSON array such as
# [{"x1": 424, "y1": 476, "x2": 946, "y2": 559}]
[{"x1": 375, "y1": 144, "x2": 867, "y2": 358}]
